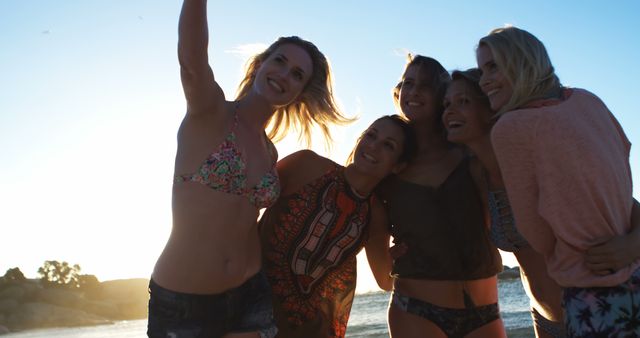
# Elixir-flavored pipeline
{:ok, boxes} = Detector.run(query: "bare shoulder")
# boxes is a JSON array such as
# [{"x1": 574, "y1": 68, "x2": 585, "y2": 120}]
[
  {"x1": 279, "y1": 149, "x2": 322, "y2": 167},
  {"x1": 278, "y1": 150, "x2": 336, "y2": 195},
  {"x1": 178, "y1": 100, "x2": 234, "y2": 139}
]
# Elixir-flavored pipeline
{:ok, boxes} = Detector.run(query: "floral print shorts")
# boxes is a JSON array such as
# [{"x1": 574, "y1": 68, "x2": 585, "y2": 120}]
[{"x1": 563, "y1": 268, "x2": 640, "y2": 337}]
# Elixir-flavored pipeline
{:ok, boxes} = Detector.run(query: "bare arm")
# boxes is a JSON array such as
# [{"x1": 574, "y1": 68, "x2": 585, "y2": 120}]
[
  {"x1": 586, "y1": 198, "x2": 640, "y2": 275},
  {"x1": 275, "y1": 150, "x2": 330, "y2": 196},
  {"x1": 178, "y1": 0, "x2": 224, "y2": 116},
  {"x1": 364, "y1": 198, "x2": 394, "y2": 291}
]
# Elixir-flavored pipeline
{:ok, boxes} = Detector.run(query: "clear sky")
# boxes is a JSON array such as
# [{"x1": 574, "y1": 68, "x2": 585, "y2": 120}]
[{"x1": 1, "y1": 1, "x2": 639, "y2": 293}]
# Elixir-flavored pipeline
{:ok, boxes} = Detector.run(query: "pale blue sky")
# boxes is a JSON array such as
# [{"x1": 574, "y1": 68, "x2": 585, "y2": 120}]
[{"x1": 1, "y1": 1, "x2": 638, "y2": 292}]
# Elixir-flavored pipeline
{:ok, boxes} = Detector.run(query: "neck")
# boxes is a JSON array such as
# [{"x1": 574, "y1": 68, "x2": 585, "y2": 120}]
[
  {"x1": 237, "y1": 92, "x2": 277, "y2": 131},
  {"x1": 413, "y1": 123, "x2": 448, "y2": 153},
  {"x1": 343, "y1": 165, "x2": 379, "y2": 198},
  {"x1": 412, "y1": 122, "x2": 450, "y2": 158},
  {"x1": 466, "y1": 136, "x2": 503, "y2": 188},
  {"x1": 413, "y1": 137, "x2": 452, "y2": 166}
]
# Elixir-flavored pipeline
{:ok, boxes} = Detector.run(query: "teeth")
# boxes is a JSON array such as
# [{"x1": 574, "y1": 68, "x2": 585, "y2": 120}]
[
  {"x1": 486, "y1": 89, "x2": 498, "y2": 97},
  {"x1": 407, "y1": 101, "x2": 421, "y2": 107},
  {"x1": 448, "y1": 121, "x2": 463, "y2": 128},
  {"x1": 362, "y1": 152, "x2": 377, "y2": 163},
  {"x1": 268, "y1": 79, "x2": 283, "y2": 93}
]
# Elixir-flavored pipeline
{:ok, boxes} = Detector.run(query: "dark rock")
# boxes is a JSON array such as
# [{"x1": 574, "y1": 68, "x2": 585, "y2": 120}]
[
  {"x1": 0, "y1": 278, "x2": 149, "y2": 331},
  {"x1": 498, "y1": 266, "x2": 521, "y2": 280}
]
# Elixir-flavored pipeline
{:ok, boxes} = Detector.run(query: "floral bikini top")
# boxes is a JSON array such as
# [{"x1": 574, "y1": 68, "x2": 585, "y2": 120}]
[
  {"x1": 488, "y1": 189, "x2": 530, "y2": 252},
  {"x1": 173, "y1": 113, "x2": 280, "y2": 209}
]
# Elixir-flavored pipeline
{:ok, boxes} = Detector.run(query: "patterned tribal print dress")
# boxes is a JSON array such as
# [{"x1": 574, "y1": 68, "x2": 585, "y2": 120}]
[{"x1": 259, "y1": 164, "x2": 372, "y2": 338}]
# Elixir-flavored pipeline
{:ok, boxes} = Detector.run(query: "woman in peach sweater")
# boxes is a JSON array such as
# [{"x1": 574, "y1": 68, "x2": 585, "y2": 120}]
[{"x1": 477, "y1": 26, "x2": 640, "y2": 336}]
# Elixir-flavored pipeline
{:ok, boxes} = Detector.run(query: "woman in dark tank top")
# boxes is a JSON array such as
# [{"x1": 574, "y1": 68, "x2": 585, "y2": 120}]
[
  {"x1": 381, "y1": 156, "x2": 501, "y2": 281},
  {"x1": 378, "y1": 55, "x2": 506, "y2": 338}
]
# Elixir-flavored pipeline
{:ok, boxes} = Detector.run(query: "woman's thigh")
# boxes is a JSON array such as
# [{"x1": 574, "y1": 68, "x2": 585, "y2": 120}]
[
  {"x1": 388, "y1": 302, "x2": 447, "y2": 338},
  {"x1": 465, "y1": 317, "x2": 507, "y2": 338}
]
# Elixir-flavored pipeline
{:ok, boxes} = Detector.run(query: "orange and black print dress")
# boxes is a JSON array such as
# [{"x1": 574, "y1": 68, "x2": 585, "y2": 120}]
[{"x1": 259, "y1": 164, "x2": 372, "y2": 338}]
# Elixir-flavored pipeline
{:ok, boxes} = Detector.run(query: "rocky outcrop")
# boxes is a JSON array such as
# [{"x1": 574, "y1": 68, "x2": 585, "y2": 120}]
[
  {"x1": 0, "y1": 278, "x2": 149, "y2": 333},
  {"x1": 6, "y1": 302, "x2": 111, "y2": 330},
  {"x1": 498, "y1": 265, "x2": 521, "y2": 280}
]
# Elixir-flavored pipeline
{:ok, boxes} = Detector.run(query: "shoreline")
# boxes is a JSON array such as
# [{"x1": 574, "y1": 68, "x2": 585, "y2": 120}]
[
  {"x1": 1, "y1": 319, "x2": 535, "y2": 337},
  {"x1": 1, "y1": 272, "x2": 526, "y2": 335}
]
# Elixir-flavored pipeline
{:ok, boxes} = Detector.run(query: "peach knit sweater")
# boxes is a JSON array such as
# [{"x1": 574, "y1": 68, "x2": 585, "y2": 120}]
[{"x1": 491, "y1": 88, "x2": 637, "y2": 287}]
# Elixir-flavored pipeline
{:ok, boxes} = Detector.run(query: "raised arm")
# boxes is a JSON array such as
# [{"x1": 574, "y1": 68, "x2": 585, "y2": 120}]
[
  {"x1": 586, "y1": 198, "x2": 640, "y2": 275},
  {"x1": 178, "y1": 0, "x2": 224, "y2": 116},
  {"x1": 364, "y1": 197, "x2": 394, "y2": 291}
]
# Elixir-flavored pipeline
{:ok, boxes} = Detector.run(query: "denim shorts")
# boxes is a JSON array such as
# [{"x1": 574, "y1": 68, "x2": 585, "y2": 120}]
[{"x1": 147, "y1": 271, "x2": 277, "y2": 338}]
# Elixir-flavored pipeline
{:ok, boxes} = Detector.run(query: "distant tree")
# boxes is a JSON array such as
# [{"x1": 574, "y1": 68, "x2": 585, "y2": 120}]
[
  {"x1": 37, "y1": 260, "x2": 82, "y2": 288},
  {"x1": 3, "y1": 267, "x2": 26, "y2": 282},
  {"x1": 77, "y1": 274, "x2": 100, "y2": 291},
  {"x1": 0, "y1": 267, "x2": 27, "y2": 291}
]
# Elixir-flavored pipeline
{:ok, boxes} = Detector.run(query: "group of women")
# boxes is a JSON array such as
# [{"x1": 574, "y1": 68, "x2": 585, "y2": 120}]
[{"x1": 146, "y1": 1, "x2": 640, "y2": 337}]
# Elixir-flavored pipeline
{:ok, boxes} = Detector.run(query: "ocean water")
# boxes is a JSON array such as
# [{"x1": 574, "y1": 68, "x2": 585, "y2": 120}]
[{"x1": 3, "y1": 279, "x2": 534, "y2": 337}]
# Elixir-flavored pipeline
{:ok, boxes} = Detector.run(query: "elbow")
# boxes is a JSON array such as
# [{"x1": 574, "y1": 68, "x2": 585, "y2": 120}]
[{"x1": 376, "y1": 276, "x2": 394, "y2": 292}]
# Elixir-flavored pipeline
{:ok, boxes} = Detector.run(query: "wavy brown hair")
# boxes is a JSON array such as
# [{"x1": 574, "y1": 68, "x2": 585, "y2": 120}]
[
  {"x1": 393, "y1": 54, "x2": 451, "y2": 134},
  {"x1": 236, "y1": 36, "x2": 354, "y2": 147},
  {"x1": 346, "y1": 114, "x2": 417, "y2": 165}
]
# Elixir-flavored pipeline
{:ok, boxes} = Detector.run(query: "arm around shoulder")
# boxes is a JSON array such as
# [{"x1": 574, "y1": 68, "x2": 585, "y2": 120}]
[
  {"x1": 364, "y1": 197, "x2": 394, "y2": 291},
  {"x1": 277, "y1": 150, "x2": 330, "y2": 196},
  {"x1": 585, "y1": 198, "x2": 640, "y2": 275}
]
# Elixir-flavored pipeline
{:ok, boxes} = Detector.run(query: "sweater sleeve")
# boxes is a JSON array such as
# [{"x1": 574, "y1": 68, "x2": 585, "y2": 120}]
[{"x1": 491, "y1": 111, "x2": 556, "y2": 257}]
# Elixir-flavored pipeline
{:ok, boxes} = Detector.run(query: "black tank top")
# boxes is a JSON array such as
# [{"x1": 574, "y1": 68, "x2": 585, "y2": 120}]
[{"x1": 377, "y1": 157, "x2": 502, "y2": 280}]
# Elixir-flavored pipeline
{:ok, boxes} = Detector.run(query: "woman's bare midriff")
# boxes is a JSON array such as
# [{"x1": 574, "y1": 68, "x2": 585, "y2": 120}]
[
  {"x1": 394, "y1": 275, "x2": 499, "y2": 308},
  {"x1": 152, "y1": 183, "x2": 262, "y2": 294}
]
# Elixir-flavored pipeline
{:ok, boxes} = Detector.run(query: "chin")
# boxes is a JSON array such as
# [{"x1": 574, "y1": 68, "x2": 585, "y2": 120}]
[
  {"x1": 447, "y1": 136, "x2": 463, "y2": 145},
  {"x1": 490, "y1": 100, "x2": 506, "y2": 112}
]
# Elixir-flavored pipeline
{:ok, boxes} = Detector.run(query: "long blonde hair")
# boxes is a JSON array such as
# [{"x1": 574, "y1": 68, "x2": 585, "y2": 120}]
[
  {"x1": 479, "y1": 26, "x2": 562, "y2": 116},
  {"x1": 236, "y1": 36, "x2": 354, "y2": 147}
]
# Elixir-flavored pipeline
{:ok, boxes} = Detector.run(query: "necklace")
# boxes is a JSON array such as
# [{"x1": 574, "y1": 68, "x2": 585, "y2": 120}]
[
  {"x1": 343, "y1": 166, "x2": 370, "y2": 199},
  {"x1": 349, "y1": 184, "x2": 369, "y2": 199}
]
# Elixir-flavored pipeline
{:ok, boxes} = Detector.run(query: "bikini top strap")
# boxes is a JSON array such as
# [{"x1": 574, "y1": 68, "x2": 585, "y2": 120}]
[
  {"x1": 264, "y1": 133, "x2": 278, "y2": 163},
  {"x1": 232, "y1": 103, "x2": 241, "y2": 131}
]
